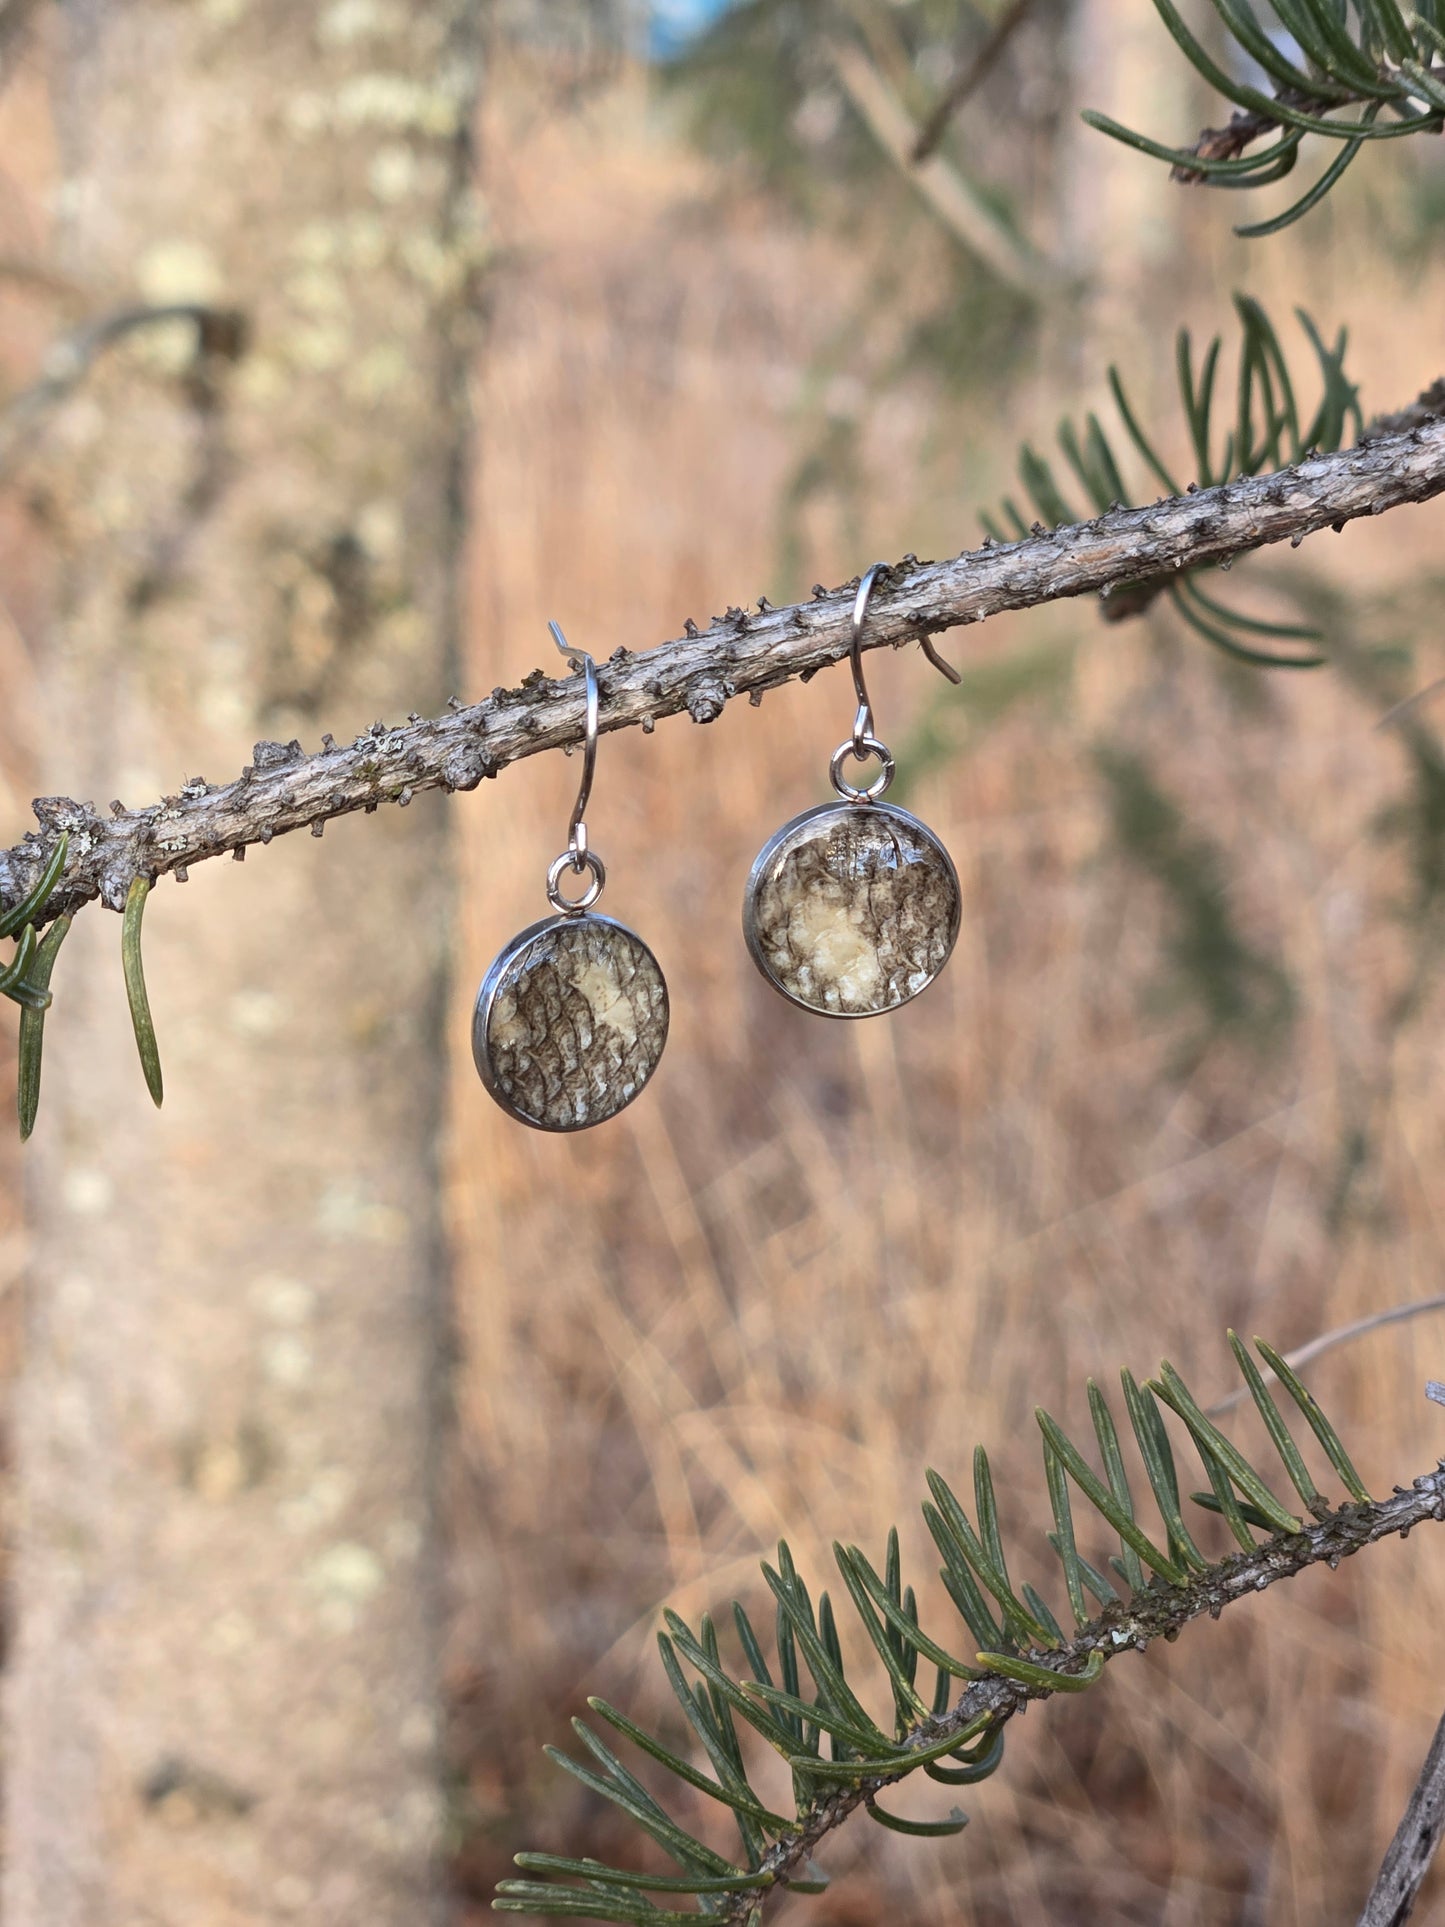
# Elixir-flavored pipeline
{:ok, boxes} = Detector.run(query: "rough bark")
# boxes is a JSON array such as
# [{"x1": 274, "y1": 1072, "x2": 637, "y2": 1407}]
[
  {"x1": 1358, "y1": 1708, "x2": 1445, "y2": 1925},
  {"x1": 2, "y1": 4, "x2": 481, "y2": 1924},
  {"x1": 3, "y1": 409, "x2": 1443, "y2": 929}
]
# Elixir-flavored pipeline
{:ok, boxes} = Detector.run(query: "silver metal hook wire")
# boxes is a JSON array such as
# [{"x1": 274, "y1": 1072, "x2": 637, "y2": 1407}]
[
  {"x1": 848, "y1": 563, "x2": 887, "y2": 755},
  {"x1": 851, "y1": 564, "x2": 962, "y2": 726},
  {"x1": 827, "y1": 563, "x2": 896, "y2": 804},
  {"x1": 831, "y1": 563, "x2": 961, "y2": 804},
  {"x1": 549, "y1": 620, "x2": 599, "y2": 867},
  {"x1": 544, "y1": 621, "x2": 607, "y2": 913}
]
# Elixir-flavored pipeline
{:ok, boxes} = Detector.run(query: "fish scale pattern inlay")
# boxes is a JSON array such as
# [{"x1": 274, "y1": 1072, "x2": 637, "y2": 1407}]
[
  {"x1": 474, "y1": 915, "x2": 669, "y2": 1130},
  {"x1": 745, "y1": 802, "x2": 960, "y2": 1016}
]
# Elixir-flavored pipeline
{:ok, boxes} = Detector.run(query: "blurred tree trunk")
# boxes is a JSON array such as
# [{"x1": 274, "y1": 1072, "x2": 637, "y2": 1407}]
[{"x1": 2, "y1": 5, "x2": 481, "y2": 1923}]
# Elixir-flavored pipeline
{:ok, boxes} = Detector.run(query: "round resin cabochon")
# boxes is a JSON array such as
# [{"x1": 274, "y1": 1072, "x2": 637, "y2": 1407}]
[
  {"x1": 473, "y1": 912, "x2": 669, "y2": 1131},
  {"x1": 743, "y1": 800, "x2": 961, "y2": 1018}
]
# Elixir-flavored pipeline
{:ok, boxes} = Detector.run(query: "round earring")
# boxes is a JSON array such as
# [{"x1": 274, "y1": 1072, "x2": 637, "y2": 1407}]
[
  {"x1": 473, "y1": 623, "x2": 669, "y2": 1131},
  {"x1": 742, "y1": 563, "x2": 962, "y2": 1019}
]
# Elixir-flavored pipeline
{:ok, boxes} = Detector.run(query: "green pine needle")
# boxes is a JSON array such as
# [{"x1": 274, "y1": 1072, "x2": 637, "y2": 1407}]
[
  {"x1": 979, "y1": 297, "x2": 1361, "y2": 667},
  {"x1": 122, "y1": 875, "x2": 164, "y2": 1109},
  {"x1": 866, "y1": 1801, "x2": 969, "y2": 1837},
  {"x1": 1085, "y1": 0, "x2": 1444, "y2": 224},
  {"x1": 17, "y1": 915, "x2": 72, "y2": 1140},
  {"x1": 1253, "y1": 1339, "x2": 1373, "y2": 1502},
  {"x1": 974, "y1": 1650, "x2": 1106, "y2": 1694},
  {"x1": 0, "y1": 832, "x2": 68, "y2": 941},
  {"x1": 500, "y1": 1340, "x2": 1411, "y2": 1920}
]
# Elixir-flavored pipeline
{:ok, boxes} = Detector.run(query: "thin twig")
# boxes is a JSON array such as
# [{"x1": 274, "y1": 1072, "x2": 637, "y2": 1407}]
[
  {"x1": 1376, "y1": 677, "x2": 1445, "y2": 733},
  {"x1": 0, "y1": 302, "x2": 247, "y2": 475},
  {"x1": 1358, "y1": 1708, "x2": 1445, "y2": 1926},
  {"x1": 827, "y1": 36, "x2": 1057, "y2": 296},
  {"x1": 0, "y1": 0, "x2": 43, "y2": 79},
  {"x1": 1370, "y1": 380, "x2": 1445, "y2": 441},
  {"x1": 1208, "y1": 1297, "x2": 1445, "y2": 1417},
  {"x1": 0, "y1": 254, "x2": 89, "y2": 308},
  {"x1": 911, "y1": 0, "x2": 1033, "y2": 163},
  {"x1": 717, "y1": 1463, "x2": 1445, "y2": 1919},
  {"x1": 2, "y1": 412, "x2": 1444, "y2": 925},
  {"x1": 1171, "y1": 92, "x2": 1331, "y2": 182},
  {"x1": 1171, "y1": 81, "x2": 1445, "y2": 184}
]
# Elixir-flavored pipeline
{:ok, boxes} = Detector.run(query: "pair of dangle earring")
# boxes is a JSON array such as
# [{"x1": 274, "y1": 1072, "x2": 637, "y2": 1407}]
[
  {"x1": 743, "y1": 563, "x2": 963, "y2": 1018},
  {"x1": 474, "y1": 568, "x2": 958, "y2": 1131},
  {"x1": 472, "y1": 623, "x2": 669, "y2": 1133}
]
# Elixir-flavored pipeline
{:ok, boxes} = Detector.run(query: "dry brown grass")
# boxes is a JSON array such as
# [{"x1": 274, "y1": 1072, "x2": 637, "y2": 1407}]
[
  {"x1": 447, "y1": 53, "x2": 1445, "y2": 1927},
  {"x1": 0, "y1": 26, "x2": 1441, "y2": 1924},
  {"x1": 0, "y1": 37, "x2": 58, "y2": 1682}
]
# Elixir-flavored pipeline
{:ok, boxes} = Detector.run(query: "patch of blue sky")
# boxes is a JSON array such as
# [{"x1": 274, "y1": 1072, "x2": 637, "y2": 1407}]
[{"x1": 648, "y1": 0, "x2": 739, "y2": 60}]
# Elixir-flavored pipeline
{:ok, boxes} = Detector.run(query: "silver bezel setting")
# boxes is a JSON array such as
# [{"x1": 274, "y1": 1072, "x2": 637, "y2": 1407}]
[
  {"x1": 472, "y1": 911, "x2": 670, "y2": 1132},
  {"x1": 742, "y1": 799, "x2": 961, "y2": 1020}
]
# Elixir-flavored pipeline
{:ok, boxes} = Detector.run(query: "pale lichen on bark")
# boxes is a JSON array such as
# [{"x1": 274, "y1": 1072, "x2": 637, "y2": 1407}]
[{"x1": 2, "y1": 3, "x2": 485, "y2": 1923}]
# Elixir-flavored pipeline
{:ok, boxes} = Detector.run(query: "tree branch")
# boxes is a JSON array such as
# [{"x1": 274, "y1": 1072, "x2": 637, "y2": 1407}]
[
  {"x1": 1358, "y1": 1706, "x2": 1445, "y2": 1925},
  {"x1": 0, "y1": 303, "x2": 248, "y2": 475},
  {"x1": 0, "y1": 0, "x2": 44, "y2": 82},
  {"x1": 1209, "y1": 1297, "x2": 1445, "y2": 1417},
  {"x1": 721, "y1": 1462, "x2": 1445, "y2": 1921},
  {"x1": 911, "y1": 0, "x2": 1033, "y2": 164},
  {"x1": 4, "y1": 414, "x2": 1444, "y2": 926},
  {"x1": 1171, "y1": 91, "x2": 1334, "y2": 181},
  {"x1": 826, "y1": 36, "x2": 1057, "y2": 296},
  {"x1": 1169, "y1": 78, "x2": 1445, "y2": 184}
]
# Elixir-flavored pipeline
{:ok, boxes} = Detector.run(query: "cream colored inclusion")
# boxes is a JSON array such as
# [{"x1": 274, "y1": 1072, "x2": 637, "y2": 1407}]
[
  {"x1": 572, "y1": 958, "x2": 639, "y2": 1047},
  {"x1": 784, "y1": 888, "x2": 881, "y2": 1005},
  {"x1": 487, "y1": 945, "x2": 640, "y2": 1052},
  {"x1": 487, "y1": 986, "x2": 527, "y2": 1050}
]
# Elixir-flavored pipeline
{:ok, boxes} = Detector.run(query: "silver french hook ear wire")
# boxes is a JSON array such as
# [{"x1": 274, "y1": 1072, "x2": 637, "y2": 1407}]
[
  {"x1": 549, "y1": 620, "x2": 599, "y2": 868},
  {"x1": 545, "y1": 621, "x2": 606, "y2": 913},
  {"x1": 849, "y1": 563, "x2": 887, "y2": 755},
  {"x1": 829, "y1": 564, "x2": 958, "y2": 802},
  {"x1": 828, "y1": 563, "x2": 897, "y2": 803},
  {"x1": 852, "y1": 563, "x2": 963, "y2": 705}
]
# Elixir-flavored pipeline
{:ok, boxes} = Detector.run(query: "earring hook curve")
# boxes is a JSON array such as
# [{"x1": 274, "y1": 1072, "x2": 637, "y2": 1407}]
[
  {"x1": 848, "y1": 566, "x2": 962, "y2": 754},
  {"x1": 549, "y1": 620, "x2": 598, "y2": 867},
  {"x1": 849, "y1": 563, "x2": 887, "y2": 755}
]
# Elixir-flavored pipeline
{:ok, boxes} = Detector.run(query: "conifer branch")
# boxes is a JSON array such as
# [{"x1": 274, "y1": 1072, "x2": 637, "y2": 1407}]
[
  {"x1": 1082, "y1": 0, "x2": 1445, "y2": 230},
  {"x1": 3, "y1": 409, "x2": 1442, "y2": 932},
  {"x1": 1173, "y1": 93, "x2": 1332, "y2": 177},
  {"x1": 706, "y1": 1466, "x2": 1445, "y2": 1921},
  {"x1": 982, "y1": 296, "x2": 1365, "y2": 662},
  {"x1": 496, "y1": 1334, "x2": 1445, "y2": 1924}
]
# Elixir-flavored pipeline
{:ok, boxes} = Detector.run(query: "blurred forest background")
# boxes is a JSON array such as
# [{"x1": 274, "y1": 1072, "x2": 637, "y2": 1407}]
[{"x1": 2, "y1": 0, "x2": 1445, "y2": 1922}]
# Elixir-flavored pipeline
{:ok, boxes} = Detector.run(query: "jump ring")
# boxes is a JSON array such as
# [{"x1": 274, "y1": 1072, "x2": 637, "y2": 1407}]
[
  {"x1": 547, "y1": 848, "x2": 606, "y2": 913},
  {"x1": 829, "y1": 735, "x2": 896, "y2": 803}
]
